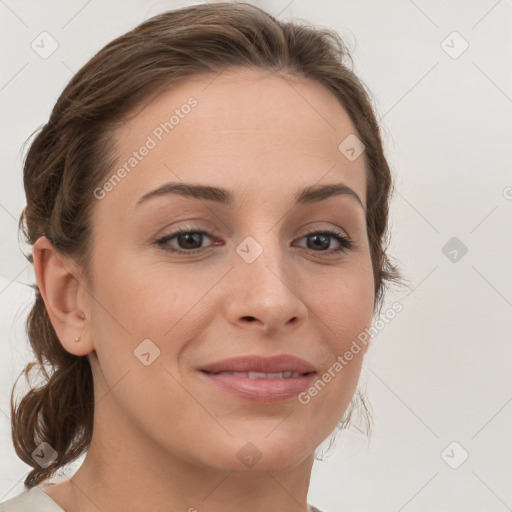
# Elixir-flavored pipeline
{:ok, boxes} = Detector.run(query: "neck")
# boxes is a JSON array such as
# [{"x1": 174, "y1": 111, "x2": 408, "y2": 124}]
[
  {"x1": 59, "y1": 389, "x2": 314, "y2": 512},
  {"x1": 67, "y1": 443, "x2": 314, "y2": 512}
]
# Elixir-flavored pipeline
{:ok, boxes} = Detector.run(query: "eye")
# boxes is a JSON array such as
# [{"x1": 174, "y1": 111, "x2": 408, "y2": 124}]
[
  {"x1": 294, "y1": 230, "x2": 354, "y2": 254},
  {"x1": 155, "y1": 228, "x2": 216, "y2": 254},
  {"x1": 155, "y1": 227, "x2": 354, "y2": 256}
]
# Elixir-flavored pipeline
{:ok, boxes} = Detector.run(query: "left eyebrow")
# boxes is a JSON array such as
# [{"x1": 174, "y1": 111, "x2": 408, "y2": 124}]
[{"x1": 136, "y1": 181, "x2": 365, "y2": 211}]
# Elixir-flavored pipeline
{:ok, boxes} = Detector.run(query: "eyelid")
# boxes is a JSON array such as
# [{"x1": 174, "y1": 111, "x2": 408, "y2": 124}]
[{"x1": 154, "y1": 223, "x2": 354, "y2": 256}]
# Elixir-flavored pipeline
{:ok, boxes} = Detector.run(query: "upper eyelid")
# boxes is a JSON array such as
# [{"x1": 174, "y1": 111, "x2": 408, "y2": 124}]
[
  {"x1": 158, "y1": 225, "x2": 350, "y2": 239},
  {"x1": 157, "y1": 226, "x2": 352, "y2": 247}
]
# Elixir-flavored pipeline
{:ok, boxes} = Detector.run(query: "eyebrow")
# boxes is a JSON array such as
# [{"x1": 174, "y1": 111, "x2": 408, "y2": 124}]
[{"x1": 136, "y1": 181, "x2": 364, "y2": 210}]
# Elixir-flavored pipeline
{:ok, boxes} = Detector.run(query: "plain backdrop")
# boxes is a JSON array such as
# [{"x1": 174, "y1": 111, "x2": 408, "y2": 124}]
[{"x1": 1, "y1": 1, "x2": 511, "y2": 511}]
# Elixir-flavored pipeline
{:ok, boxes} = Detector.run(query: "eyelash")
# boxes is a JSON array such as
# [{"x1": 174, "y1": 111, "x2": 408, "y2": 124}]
[{"x1": 154, "y1": 227, "x2": 354, "y2": 256}]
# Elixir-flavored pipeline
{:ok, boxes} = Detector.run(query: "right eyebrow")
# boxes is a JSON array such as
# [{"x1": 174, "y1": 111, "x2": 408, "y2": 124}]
[
  {"x1": 293, "y1": 182, "x2": 364, "y2": 211},
  {"x1": 136, "y1": 181, "x2": 365, "y2": 211}
]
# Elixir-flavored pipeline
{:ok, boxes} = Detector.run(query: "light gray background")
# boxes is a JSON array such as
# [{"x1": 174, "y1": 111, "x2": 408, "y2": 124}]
[{"x1": 1, "y1": 1, "x2": 511, "y2": 511}]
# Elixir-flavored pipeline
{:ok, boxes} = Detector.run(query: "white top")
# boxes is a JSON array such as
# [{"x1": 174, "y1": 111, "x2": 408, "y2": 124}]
[
  {"x1": 0, "y1": 485, "x2": 325, "y2": 512},
  {"x1": 0, "y1": 486, "x2": 65, "y2": 512}
]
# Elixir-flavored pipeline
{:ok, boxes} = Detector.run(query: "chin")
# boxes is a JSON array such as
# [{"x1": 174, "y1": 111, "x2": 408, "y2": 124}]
[{"x1": 208, "y1": 435, "x2": 315, "y2": 473}]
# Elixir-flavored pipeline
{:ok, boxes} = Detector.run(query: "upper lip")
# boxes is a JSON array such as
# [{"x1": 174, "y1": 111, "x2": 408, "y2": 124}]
[{"x1": 200, "y1": 354, "x2": 317, "y2": 374}]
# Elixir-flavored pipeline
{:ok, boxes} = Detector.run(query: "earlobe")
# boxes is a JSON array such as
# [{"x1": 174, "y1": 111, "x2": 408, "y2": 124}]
[{"x1": 32, "y1": 236, "x2": 94, "y2": 357}]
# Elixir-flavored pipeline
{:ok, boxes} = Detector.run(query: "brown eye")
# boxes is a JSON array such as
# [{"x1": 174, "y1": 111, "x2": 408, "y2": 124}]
[
  {"x1": 295, "y1": 230, "x2": 353, "y2": 253},
  {"x1": 156, "y1": 229, "x2": 214, "y2": 254}
]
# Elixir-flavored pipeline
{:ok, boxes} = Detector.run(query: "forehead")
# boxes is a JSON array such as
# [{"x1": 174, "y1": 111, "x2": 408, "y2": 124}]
[
  {"x1": 95, "y1": 67, "x2": 367, "y2": 216},
  {"x1": 119, "y1": 67, "x2": 361, "y2": 151}
]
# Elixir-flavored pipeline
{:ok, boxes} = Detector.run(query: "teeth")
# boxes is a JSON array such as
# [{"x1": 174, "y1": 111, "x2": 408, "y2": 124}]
[
  {"x1": 250, "y1": 372, "x2": 271, "y2": 378},
  {"x1": 216, "y1": 371, "x2": 302, "y2": 379}
]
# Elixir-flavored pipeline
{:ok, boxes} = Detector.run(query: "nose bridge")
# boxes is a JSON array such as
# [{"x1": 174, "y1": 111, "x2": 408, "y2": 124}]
[
  {"x1": 233, "y1": 201, "x2": 286, "y2": 263},
  {"x1": 235, "y1": 228, "x2": 287, "y2": 290},
  {"x1": 228, "y1": 228, "x2": 306, "y2": 332}
]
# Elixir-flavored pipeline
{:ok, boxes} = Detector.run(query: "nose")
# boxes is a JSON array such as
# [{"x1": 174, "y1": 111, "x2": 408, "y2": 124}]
[{"x1": 224, "y1": 236, "x2": 308, "y2": 336}]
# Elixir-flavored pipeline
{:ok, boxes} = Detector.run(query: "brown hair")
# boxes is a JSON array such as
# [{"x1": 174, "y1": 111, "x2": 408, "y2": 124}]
[{"x1": 12, "y1": 1, "x2": 406, "y2": 488}]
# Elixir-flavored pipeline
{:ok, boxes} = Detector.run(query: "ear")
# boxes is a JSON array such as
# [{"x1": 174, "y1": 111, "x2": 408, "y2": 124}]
[{"x1": 32, "y1": 236, "x2": 94, "y2": 357}]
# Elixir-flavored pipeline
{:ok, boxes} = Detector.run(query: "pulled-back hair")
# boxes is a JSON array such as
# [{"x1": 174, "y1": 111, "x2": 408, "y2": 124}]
[{"x1": 12, "y1": 1, "x2": 405, "y2": 488}]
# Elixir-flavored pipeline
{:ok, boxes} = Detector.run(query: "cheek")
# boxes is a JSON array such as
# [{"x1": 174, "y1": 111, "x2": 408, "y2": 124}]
[
  {"x1": 296, "y1": 264, "x2": 373, "y2": 388},
  {"x1": 91, "y1": 252, "x2": 193, "y2": 335},
  {"x1": 89, "y1": 256, "x2": 221, "y2": 384},
  {"x1": 310, "y1": 264, "x2": 375, "y2": 342},
  {"x1": 293, "y1": 290, "x2": 371, "y2": 446}
]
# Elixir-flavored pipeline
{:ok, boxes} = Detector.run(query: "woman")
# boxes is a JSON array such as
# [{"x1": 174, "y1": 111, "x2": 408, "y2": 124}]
[{"x1": 1, "y1": 2, "x2": 403, "y2": 511}]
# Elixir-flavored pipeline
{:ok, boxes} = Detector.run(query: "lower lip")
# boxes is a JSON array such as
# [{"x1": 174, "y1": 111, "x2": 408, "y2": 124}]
[{"x1": 200, "y1": 371, "x2": 316, "y2": 403}]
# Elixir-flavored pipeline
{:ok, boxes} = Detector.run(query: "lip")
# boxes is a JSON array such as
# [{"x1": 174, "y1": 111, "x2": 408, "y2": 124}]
[
  {"x1": 199, "y1": 354, "x2": 317, "y2": 374},
  {"x1": 200, "y1": 372, "x2": 316, "y2": 403},
  {"x1": 199, "y1": 354, "x2": 317, "y2": 403}
]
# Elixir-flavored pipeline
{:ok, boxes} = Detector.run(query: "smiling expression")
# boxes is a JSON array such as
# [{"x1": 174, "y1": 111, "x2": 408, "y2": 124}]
[{"x1": 81, "y1": 67, "x2": 375, "y2": 472}]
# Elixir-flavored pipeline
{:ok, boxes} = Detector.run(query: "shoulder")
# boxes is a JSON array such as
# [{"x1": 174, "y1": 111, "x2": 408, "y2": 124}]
[
  {"x1": 0, "y1": 485, "x2": 64, "y2": 512},
  {"x1": 308, "y1": 504, "x2": 326, "y2": 512},
  {"x1": 0, "y1": 488, "x2": 325, "y2": 512}
]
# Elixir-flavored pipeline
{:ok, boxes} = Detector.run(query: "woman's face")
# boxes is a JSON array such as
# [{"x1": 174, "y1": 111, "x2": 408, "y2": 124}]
[{"x1": 82, "y1": 67, "x2": 375, "y2": 472}]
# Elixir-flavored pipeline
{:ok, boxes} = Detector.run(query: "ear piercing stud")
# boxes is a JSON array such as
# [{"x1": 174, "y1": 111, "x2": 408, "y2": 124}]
[{"x1": 75, "y1": 312, "x2": 85, "y2": 342}]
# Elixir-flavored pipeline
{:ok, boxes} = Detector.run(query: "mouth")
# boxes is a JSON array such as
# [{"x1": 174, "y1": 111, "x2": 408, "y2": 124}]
[
  {"x1": 199, "y1": 369, "x2": 317, "y2": 403},
  {"x1": 199, "y1": 353, "x2": 317, "y2": 375},
  {"x1": 198, "y1": 354, "x2": 317, "y2": 403},
  {"x1": 200, "y1": 370, "x2": 315, "y2": 379}
]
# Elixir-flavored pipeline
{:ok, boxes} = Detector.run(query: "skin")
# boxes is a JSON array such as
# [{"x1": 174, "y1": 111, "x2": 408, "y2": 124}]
[{"x1": 33, "y1": 67, "x2": 375, "y2": 512}]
